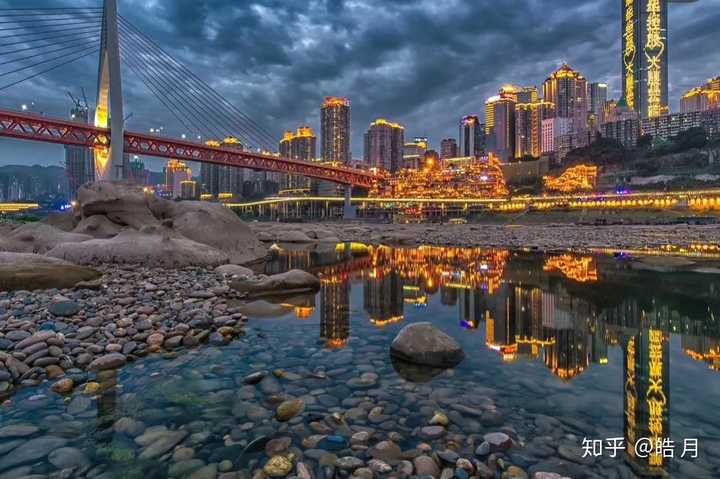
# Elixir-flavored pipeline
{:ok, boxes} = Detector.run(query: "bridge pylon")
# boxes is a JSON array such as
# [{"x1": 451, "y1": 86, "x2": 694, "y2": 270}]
[
  {"x1": 343, "y1": 185, "x2": 357, "y2": 220},
  {"x1": 94, "y1": 0, "x2": 125, "y2": 181}
]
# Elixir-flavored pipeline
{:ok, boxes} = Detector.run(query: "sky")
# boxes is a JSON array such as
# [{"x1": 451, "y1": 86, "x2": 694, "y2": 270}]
[{"x1": 0, "y1": 0, "x2": 718, "y2": 171}]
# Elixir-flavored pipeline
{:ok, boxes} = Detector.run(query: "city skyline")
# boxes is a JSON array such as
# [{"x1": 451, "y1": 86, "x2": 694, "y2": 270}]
[{"x1": 0, "y1": 0, "x2": 717, "y2": 169}]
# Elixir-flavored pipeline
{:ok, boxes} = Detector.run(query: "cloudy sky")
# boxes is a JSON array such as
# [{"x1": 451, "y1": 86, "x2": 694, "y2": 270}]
[{"x1": 0, "y1": 0, "x2": 718, "y2": 171}]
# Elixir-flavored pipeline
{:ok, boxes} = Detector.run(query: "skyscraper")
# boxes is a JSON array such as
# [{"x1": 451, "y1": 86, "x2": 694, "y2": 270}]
[
  {"x1": 543, "y1": 64, "x2": 589, "y2": 151},
  {"x1": 622, "y1": 0, "x2": 669, "y2": 118},
  {"x1": 321, "y1": 96, "x2": 351, "y2": 164},
  {"x1": 440, "y1": 138, "x2": 458, "y2": 159},
  {"x1": 589, "y1": 82, "x2": 609, "y2": 122},
  {"x1": 402, "y1": 137, "x2": 428, "y2": 170},
  {"x1": 492, "y1": 97, "x2": 517, "y2": 162},
  {"x1": 459, "y1": 115, "x2": 486, "y2": 157},
  {"x1": 65, "y1": 105, "x2": 95, "y2": 199},
  {"x1": 515, "y1": 101, "x2": 555, "y2": 159},
  {"x1": 681, "y1": 77, "x2": 720, "y2": 113},
  {"x1": 200, "y1": 137, "x2": 244, "y2": 199},
  {"x1": 164, "y1": 159, "x2": 192, "y2": 198},
  {"x1": 363, "y1": 119, "x2": 404, "y2": 172},
  {"x1": 279, "y1": 126, "x2": 317, "y2": 189}
]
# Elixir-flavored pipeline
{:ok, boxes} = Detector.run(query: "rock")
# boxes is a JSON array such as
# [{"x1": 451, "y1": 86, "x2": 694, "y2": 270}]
[
  {"x1": 0, "y1": 253, "x2": 100, "y2": 291},
  {"x1": 265, "y1": 437, "x2": 292, "y2": 456},
  {"x1": 419, "y1": 426, "x2": 446, "y2": 440},
  {"x1": 243, "y1": 371, "x2": 267, "y2": 385},
  {"x1": 50, "y1": 378, "x2": 74, "y2": 394},
  {"x1": 114, "y1": 417, "x2": 146, "y2": 437},
  {"x1": 389, "y1": 322, "x2": 465, "y2": 367},
  {"x1": 48, "y1": 228, "x2": 230, "y2": 268},
  {"x1": 276, "y1": 398, "x2": 305, "y2": 422},
  {"x1": 474, "y1": 442, "x2": 490, "y2": 457},
  {"x1": 483, "y1": 432, "x2": 512, "y2": 451},
  {"x1": 369, "y1": 441, "x2": 403, "y2": 462},
  {"x1": 413, "y1": 455, "x2": 440, "y2": 478},
  {"x1": 48, "y1": 447, "x2": 89, "y2": 469},
  {"x1": 368, "y1": 459, "x2": 392, "y2": 474},
  {"x1": 76, "y1": 326, "x2": 96, "y2": 340},
  {"x1": 503, "y1": 466, "x2": 528, "y2": 479},
  {"x1": 88, "y1": 353, "x2": 127, "y2": 371},
  {"x1": 0, "y1": 222, "x2": 91, "y2": 254},
  {"x1": 0, "y1": 436, "x2": 68, "y2": 470},
  {"x1": 190, "y1": 464, "x2": 218, "y2": 479},
  {"x1": 264, "y1": 455, "x2": 293, "y2": 477},
  {"x1": 230, "y1": 270, "x2": 321, "y2": 297},
  {"x1": 48, "y1": 301, "x2": 81, "y2": 317},
  {"x1": 72, "y1": 214, "x2": 123, "y2": 239},
  {"x1": 215, "y1": 264, "x2": 255, "y2": 278},
  {"x1": 335, "y1": 456, "x2": 365, "y2": 470},
  {"x1": 0, "y1": 424, "x2": 39, "y2": 438},
  {"x1": 532, "y1": 474, "x2": 570, "y2": 479},
  {"x1": 429, "y1": 411, "x2": 449, "y2": 426},
  {"x1": 138, "y1": 430, "x2": 189, "y2": 459}
]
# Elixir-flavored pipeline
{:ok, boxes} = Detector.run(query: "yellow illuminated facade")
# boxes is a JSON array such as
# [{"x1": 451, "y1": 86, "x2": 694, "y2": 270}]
[
  {"x1": 544, "y1": 255, "x2": 599, "y2": 283},
  {"x1": 623, "y1": 0, "x2": 636, "y2": 110},
  {"x1": 543, "y1": 165, "x2": 598, "y2": 193},
  {"x1": 681, "y1": 76, "x2": 720, "y2": 113}
]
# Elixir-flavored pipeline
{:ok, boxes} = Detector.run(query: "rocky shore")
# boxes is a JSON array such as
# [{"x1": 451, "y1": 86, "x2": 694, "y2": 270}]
[{"x1": 250, "y1": 221, "x2": 720, "y2": 252}]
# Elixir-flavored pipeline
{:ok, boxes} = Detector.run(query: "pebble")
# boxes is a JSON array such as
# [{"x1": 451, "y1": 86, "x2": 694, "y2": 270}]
[{"x1": 264, "y1": 455, "x2": 293, "y2": 477}]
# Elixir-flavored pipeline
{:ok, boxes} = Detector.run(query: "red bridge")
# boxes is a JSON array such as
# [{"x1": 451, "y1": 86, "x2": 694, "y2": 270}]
[{"x1": 0, "y1": 109, "x2": 377, "y2": 188}]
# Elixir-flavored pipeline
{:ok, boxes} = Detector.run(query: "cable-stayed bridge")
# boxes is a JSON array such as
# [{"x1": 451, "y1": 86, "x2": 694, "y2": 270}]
[{"x1": 0, "y1": 1, "x2": 377, "y2": 195}]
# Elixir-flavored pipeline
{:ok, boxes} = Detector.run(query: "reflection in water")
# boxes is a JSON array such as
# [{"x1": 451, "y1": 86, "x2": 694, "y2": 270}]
[{"x1": 265, "y1": 242, "x2": 720, "y2": 475}]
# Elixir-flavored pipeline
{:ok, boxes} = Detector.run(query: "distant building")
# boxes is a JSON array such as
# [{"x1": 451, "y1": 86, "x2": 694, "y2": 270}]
[
  {"x1": 542, "y1": 117, "x2": 573, "y2": 160},
  {"x1": 492, "y1": 97, "x2": 517, "y2": 162},
  {"x1": 65, "y1": 105, "x2": 95, "y2": 199},
  {"x1": 164, "y1": 159, "x2": 192, "y2": 198},
  {"x1": 180, "y1": 180, "x2": 198, "y2": 200},
  {"x1": 622, "y1": 0, "x2": 669, "y2": 118},
  {"x1": 201, "y1": 137, "x2": 245, "y2": 199},
  {"x1": 458, "y1": 115, "x2": 486, "y2": 157},
  {"x1": 641, "y1": 109, "x2": 720, "y2": 140},
  {"x1": 681, "y1": 77, "x2": 720, "y2": 113},
  {"x1": 402, "y1": 137, "x2": 428, "y2": 170},
  {"x1": 543, "y1": 64, "x2": 589, "y2": 150},
  {"x1": 440, "y1": 138, "x2": 458, "y2": 159},
  {"x1": 601, "y1": 97, "x2": 641, "y2": 148},
  {"x1": 515, "y1": 101, "x2": 555, "y2": 159},
  {"x1": 363, "y1": 119, "x2": 404, "y2": 172},
  {"x1": 127, "y1": 156, "x2": 146, "y2": 185},
  {"x1": 589, "y1": 82, "x2": 608, "y2": 120},
  {"x1": 279, "y1": 126, "x2": 317, "y2": 190},
  {"x1": 321, "y1": 96, "x2": 351, "y2": 165}
]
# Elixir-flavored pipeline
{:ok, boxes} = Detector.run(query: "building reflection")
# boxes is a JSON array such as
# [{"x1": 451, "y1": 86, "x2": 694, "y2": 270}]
[
  {"x1": 319, "y1": 276, "x2": 350, "y2": 348},
  {"x1": 364, "y1": 269, "x2": 404, "y2": 327}
]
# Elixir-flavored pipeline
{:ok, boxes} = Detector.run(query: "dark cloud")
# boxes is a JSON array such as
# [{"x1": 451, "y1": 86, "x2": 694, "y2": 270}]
[{"x1": 0, "y1": 0, "x2": 717, "y2": 169}]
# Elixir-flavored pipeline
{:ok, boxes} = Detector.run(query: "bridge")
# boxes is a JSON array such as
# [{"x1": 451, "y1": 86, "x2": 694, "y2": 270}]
[{"x1": 0, "y1": 1, "x2": 377, "y2": 215}]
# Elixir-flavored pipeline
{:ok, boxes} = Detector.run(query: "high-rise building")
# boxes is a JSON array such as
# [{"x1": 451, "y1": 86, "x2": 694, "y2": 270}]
[
  {"x1": 364, "y1": 271, "x2": 404, "y2": 326},
  {"x1": 200, "y1": 137, "x2": 245, "y2": 199},
  {"x1": 459, "y1": 115, "x2": 486, "y2": 157},
  {"x1": 363, "y1": 119, "x2": 405, "y2": 172},
  {"x1": 492, "y1": 97, "x2": 517, "y2": 162},
  {"x1": 542, "y1": 117, "x2": 573, "y2": 159},
  {"x1": 180, "y1": 180, "x2": 198, "y2": 200},
  {"x1": 321, "y1": 96, "x2": 351, "y2": 165},
  {"x1": 622, "y1": 0, "x2": 670, "y2": 118},
  {"x1": 681, "y1": 77, "x2": 720, "y2": 113},
  {"x1": 515, "y1": 101, "x2": 555, "y2": 159},
  {"x1": 402, "y1": 137, "x2": 428, "y2": 170},
  {"x1": 164, "y1": 159, "x2": 192, "y2": 198},
  {"x1": 440, "y1": 138, "x2": 458, "y2": 159},
  {"x1": 543, "y1": 64, "x2": 590, "y2": 152},
  {"x1": 590, "y1": 83, "x2": 609, "y2": 119},
  {"x1": 128, "y1": 156, "x2": 146, "y2": 185},
  {"x1": 65, "y1": 105, "x2": 95, "y2": 199},
  {"x1": 279, "y1": 126, "x2": 317, "y2": 189}
]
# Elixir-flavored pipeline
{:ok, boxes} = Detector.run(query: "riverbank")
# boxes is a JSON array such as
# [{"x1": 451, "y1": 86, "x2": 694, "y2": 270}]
[{"x1": 250, "y1": 221, "x2": 720, "y2": 253}]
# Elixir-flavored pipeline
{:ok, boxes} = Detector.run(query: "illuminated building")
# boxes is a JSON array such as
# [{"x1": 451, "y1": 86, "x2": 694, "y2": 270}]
[
  {"x1": 458, "y1": 288, "x2": 486, "y2": 330},
  {"x1": 515, "y1": 101, "x2": 555, "y2": 159},
  {"x1": 65, "y1": 104, "x2": 95, "y2": 199},
  {"x1": 179, "y1": 180, "x2": 198, "y2": 200},
  {"x1": 371, "y1": 154, "x2": 509, "y2": 200},
  {"x1": 589, "y1": 82, "x2": 609, "y2": 121},
  {"x1": 128, "y1": 156, "x2": 146, "y2": 185},
  {"x1": 491, "y1": 97, "x2": 517, "y2": 161},
  {"x1": 363, "y1": 119, "x2": 405, "y2": 172},
  {"x1": 603, "y1": 117, "x2": 641, "y2": 148},
  {"x1": 164, "y1": 159, "x2": 192, "y2": 198},
  {"x1": 459, "y1": 115, "x2": 486, "y2": 157},
  {"x1": 543, "y1": 64, "x2": 589, "y2": 150},
  {"x1": 544, "y1": 255, "x2": 599, "y2": 283},
  {"x1": 321, "y1": 96, "x2": 351, "y2": 165},
  {"x1": 320, "y1": 276, "x2": 350, "y2": 348},
  {"x1": 402, "y1": 137, "x2": 428, "y2": 170},
  {"x1": 440, "y1": 138, "x2": 458, "y2": 159},
  {"x1": 682, "y1": 335, "x2": 720, "y2": 370},
  {"x1": 641, "y1": 109, "x2": 720, "y2": 140},
  {"x1": 279, "y1": 126, "x2": 317, "y2": 190},
  {"x1": 543, "y1": 165, "x2": 598, "y2": 193},
  {"x1": 541, "y1": 117, "x2": 573, "y2": 160},
  {"x1": 622, "y1": 0, "x2": 670, "y2": 118},
  {"x1": 200, "y1": 137, "x2": 245, "y2": 199},
  {"x1": 364, "y1": 270, "x2": 404, "y2": 326},
  {"x1": 681, "y1": 76, "x2": 720, "y2": 113},
  {"x1": 623, "y1": 328, "x2": 669, "y2": 473}
]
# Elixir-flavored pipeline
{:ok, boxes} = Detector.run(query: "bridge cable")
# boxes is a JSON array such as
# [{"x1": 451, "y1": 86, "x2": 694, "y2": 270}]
[
  {"x1": 0, "y1": 19, "x2": 103, "y2": 33},
  {"x1": 0, "y1": 37, "x2": 99, "y2": 67},
  {"x1": 118, "y1": 19, "x2": 263, "y2": 147},
  {"x1": 0, "y1": 47, "x2": 99, "y2": 92},
  {"x1": 119, "y1": 32, "x2": 237, "y2": 140},
  {"x1": 118, "y1": 17, "x2": 277, "y2": 150},
  {"x1": 119, "y1": 24, "x2": 243, "y2": 142},
  {"x1": 0, "y1": 44, "x2": 100, "y2": 79},
  {"x1": 0, "y1": 28, "x2": 101, "y2": 49},
  {"x1": 0, "y1": 14, "x2": 102, "y2": 25},
  {"x1": 0, "y1": 32, "x2": 99, "y2": 56},
  {"x1": 0, "y1": 23, "x2": 102, "y2": 40}
]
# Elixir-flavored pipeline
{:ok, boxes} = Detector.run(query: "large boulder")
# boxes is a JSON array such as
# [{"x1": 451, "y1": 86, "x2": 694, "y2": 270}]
[
  {"x1": 389, "y1": 322, "x2": 465, "y2": 368},
  {"x1": 47, "y1": 227, "x2": 229, "y2": 267},
  {"x1": 0, "y1": 223, "x2": 92, "y2": 253},
  {"x1": 44, "y1": 211, "x2": 76, "y2": 232},
  {"x1": 72, "y1": 215, "x2": 123, "y2": 238},
  {"x1": 0, "y1": 252, "x2": 101, "y2": 291},
  {"x1": 76, "y1": 181, "x2": 161, "y2": 229},
  {"x1": 230, "y1": 269, "x2": 321, "y2": 297},
  {"x1": 152, "y1": 200, "x2": 266, "y2": 264}
]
